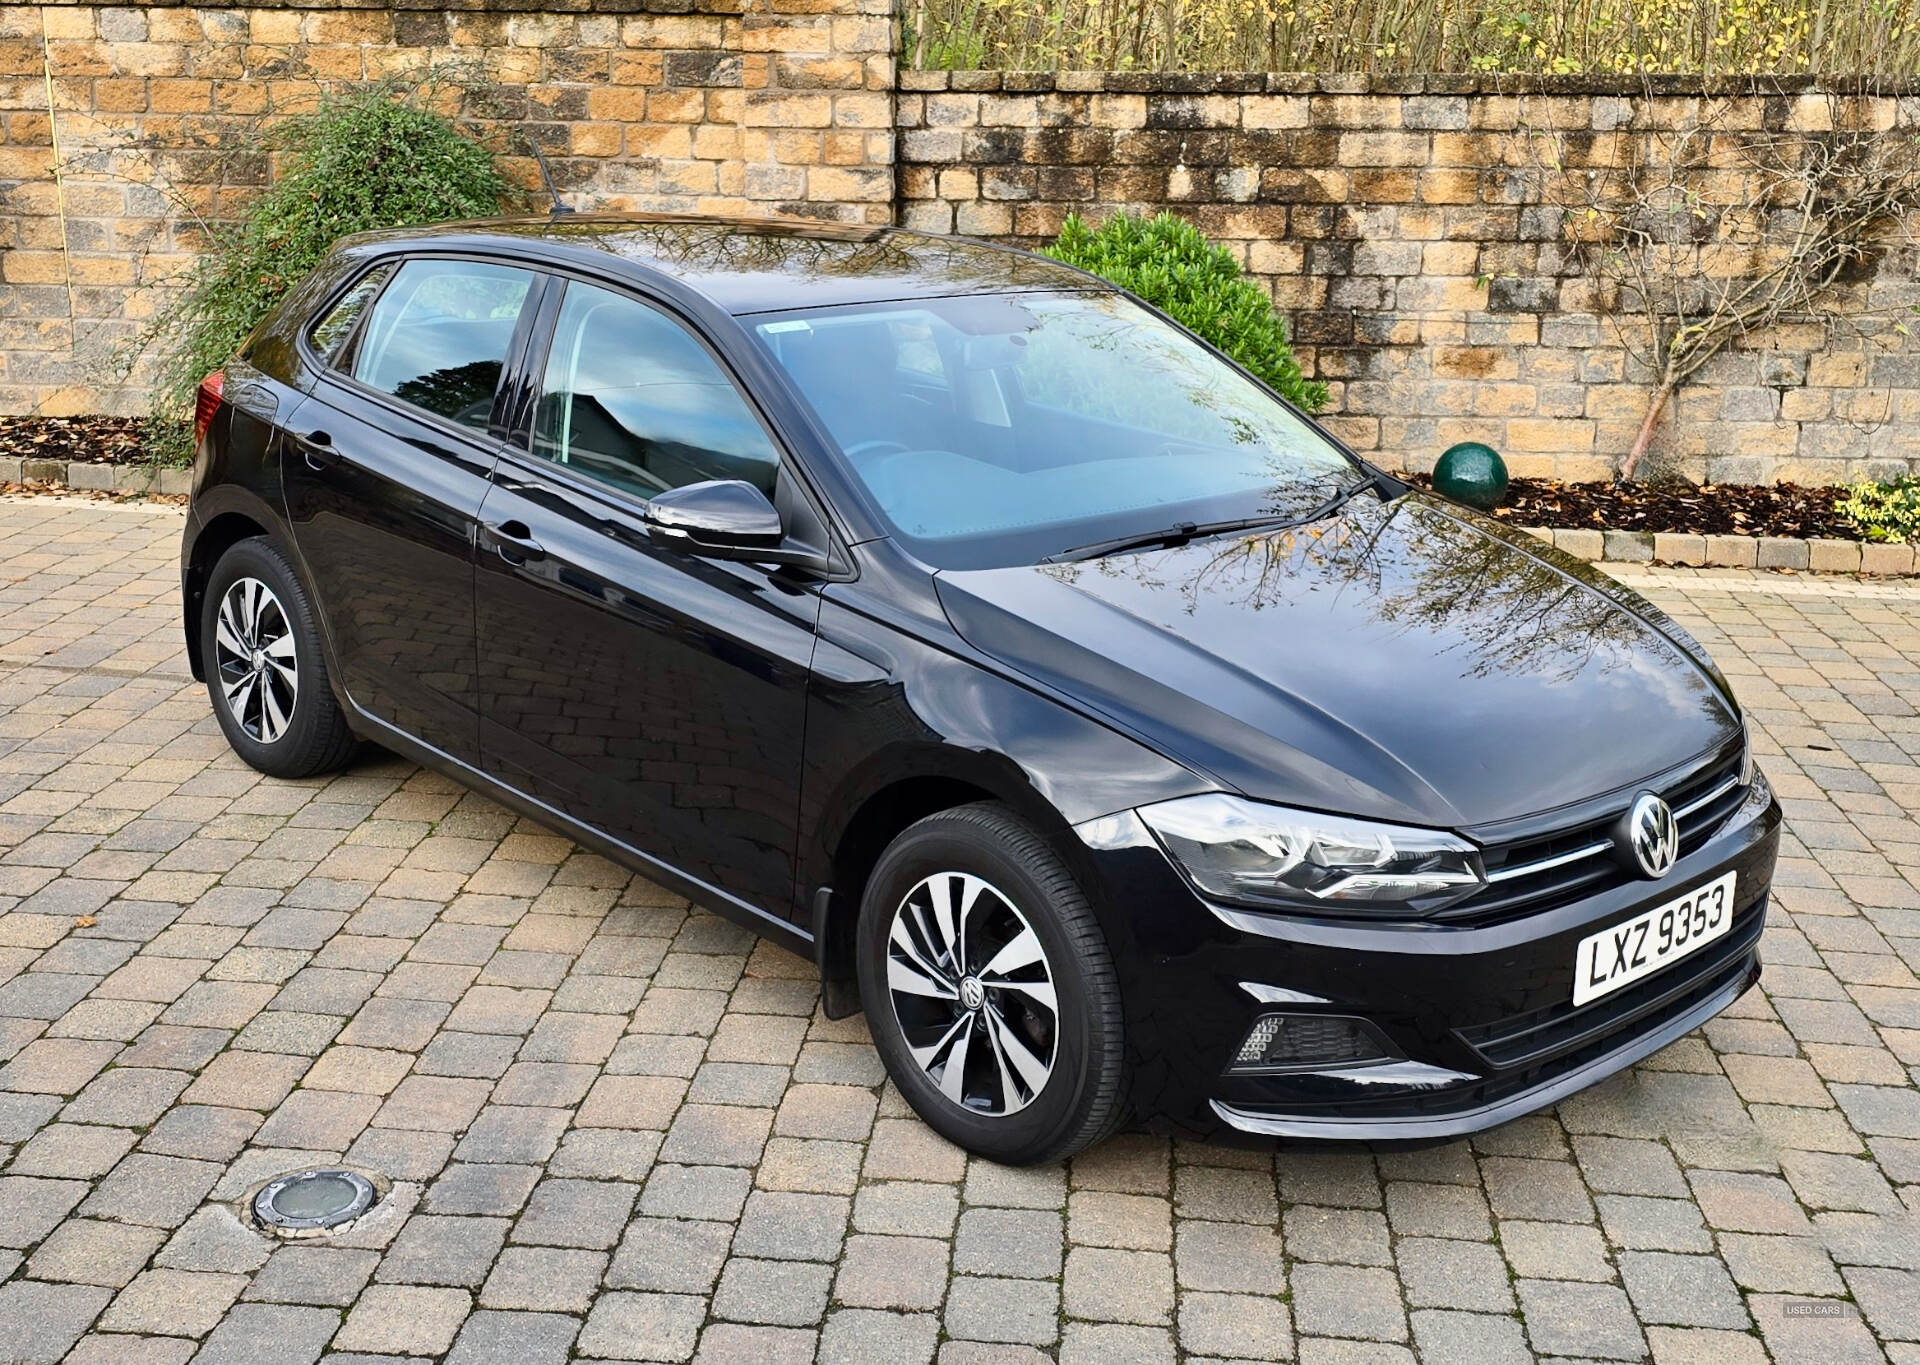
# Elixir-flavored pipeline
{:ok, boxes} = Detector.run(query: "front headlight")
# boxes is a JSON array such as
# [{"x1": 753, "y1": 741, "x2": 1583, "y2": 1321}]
[
  {"x1": 1739, "y1": 716, "x2": 1756, "y2": 788},
  {"x1": 1137, "y1": 793, "x2": 1484, "y2": 915}
]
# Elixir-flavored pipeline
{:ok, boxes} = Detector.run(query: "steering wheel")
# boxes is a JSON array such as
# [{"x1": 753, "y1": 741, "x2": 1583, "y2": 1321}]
[{"x1": 842, "y1": 439, "x2": 912, "y2": 463}]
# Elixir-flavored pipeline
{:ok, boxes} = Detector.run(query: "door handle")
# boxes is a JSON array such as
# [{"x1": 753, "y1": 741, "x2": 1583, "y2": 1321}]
[
  {"x1": 292, "y1": 430, "x2": 339, "y2": 470},
  {"x1": 483, "y1": 520, "x2": 546, "y2": 565}
]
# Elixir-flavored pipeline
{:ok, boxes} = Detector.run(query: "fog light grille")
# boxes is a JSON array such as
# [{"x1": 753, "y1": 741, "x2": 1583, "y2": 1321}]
[{"x1": 1231, "y1": 1013, "x2": 1394, "y2": 1072}]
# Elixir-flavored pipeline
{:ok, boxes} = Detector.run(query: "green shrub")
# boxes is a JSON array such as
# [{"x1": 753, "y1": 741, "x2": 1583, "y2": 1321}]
[
  {"x1": 1836, "y1": 476, "x2": 1920, "y2": 543},
  {"x1": 1043, "y1": 211, "x2": 1328, "y2": 413},
  {"x1": 142, "y1": 80, "x2": 510, "y2": 463}
]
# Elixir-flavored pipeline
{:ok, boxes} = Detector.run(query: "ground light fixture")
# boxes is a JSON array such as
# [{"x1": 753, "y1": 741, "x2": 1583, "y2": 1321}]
[{"x1": 251, "y1": 1168, "x2": 379, "y2": 1234}]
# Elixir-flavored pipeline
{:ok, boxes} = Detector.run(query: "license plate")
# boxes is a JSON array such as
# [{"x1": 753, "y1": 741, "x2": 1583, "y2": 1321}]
[{"x1": 1572, "y1": 872, "x2": 1736, "y2": 1006}]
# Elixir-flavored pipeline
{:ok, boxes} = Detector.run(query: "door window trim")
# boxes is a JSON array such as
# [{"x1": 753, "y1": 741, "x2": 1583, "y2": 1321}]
[
  {"x1": 305, "y1": 250, "x2": 550, "y2": 449},
  {"x1": 514, "y1": 274, "x2": 786, "y2": 488},
  {"x1": 484, "y1": 438, "x2": 850, "y2": 585}
]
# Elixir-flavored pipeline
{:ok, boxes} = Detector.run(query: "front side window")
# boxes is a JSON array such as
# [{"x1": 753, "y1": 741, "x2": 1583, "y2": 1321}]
[
  {"x1": 754, "y1": 290, "x2": 1357, "y2": 569},
  {"x1": 351, "y1": 259, "x2": 535, "y2": 431},
  {"x1": 532, "y1": 282, "x2": 780, "y2": 501}
]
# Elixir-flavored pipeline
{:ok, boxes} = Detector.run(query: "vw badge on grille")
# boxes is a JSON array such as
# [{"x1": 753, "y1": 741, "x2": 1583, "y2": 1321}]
[{"x1": 1626, "y1": 793, "x2": 1679, "y2": 879}]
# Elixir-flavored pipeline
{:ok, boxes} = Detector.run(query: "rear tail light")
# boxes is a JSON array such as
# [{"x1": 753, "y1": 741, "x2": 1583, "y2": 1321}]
[
  {"x1": 193, "y1": 370, "x2": 225, "y2": 445},
  {"x1": 1230, "y1": 1014, "x2": 1398, "y2": 1073}
]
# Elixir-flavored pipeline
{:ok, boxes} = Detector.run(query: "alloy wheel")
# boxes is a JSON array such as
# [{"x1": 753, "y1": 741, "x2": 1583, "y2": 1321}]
[
  {"x1": 214, "y1": 576, "x2": 298, "y2": 744},
  {"x1": 885, "y1": 871, "x2": 1059, "y2": 1116}
]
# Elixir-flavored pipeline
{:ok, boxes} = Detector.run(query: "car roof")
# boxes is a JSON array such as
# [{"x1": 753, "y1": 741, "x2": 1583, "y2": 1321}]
[{"x1": 332, "y1": 212, "x2": 1102, "y2": 315}]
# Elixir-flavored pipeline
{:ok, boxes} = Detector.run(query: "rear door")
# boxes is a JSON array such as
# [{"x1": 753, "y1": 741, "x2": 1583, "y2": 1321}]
[
  {"x1": 473, "y1": 276, "x2": 822, "y2": 920},
  {"x1": 283, "y1": 256, "x2": 543, "y2": 763}
]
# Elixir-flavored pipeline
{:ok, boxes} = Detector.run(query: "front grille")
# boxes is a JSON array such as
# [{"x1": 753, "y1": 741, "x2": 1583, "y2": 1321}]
[
  {"x1": 1438, "y1": 749, "x2": 1747, "y2": 927},
  {"x1": 1455, "y1": 901, "x2": 1765, "y2": 1069}
]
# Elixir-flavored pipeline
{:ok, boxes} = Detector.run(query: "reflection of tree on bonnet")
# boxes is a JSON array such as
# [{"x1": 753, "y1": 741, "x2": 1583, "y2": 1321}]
[
  {"x1": 1359, "y1": 509, "x2": 1670, "y2": 686},
  {"x1": 1048, "y1": 494, "x2": 1691, "y2": 688}
]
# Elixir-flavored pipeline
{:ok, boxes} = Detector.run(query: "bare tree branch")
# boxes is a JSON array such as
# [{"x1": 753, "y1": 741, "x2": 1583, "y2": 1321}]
[{"x1": 1534, "y1": 81, "x2": 1920, "y2": 480}]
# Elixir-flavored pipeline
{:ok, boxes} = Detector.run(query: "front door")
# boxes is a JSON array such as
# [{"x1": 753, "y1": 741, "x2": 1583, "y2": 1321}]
[
  {"x1": 474, "y1": 279, "x2": 820, "y2": 919},
  {"x1": 282, "y1": 256, "x2": 541, "y2": 763}
]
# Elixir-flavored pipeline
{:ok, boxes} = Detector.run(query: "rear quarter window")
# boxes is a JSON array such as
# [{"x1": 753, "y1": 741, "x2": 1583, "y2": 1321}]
[{"x1": 309, "y1": 263, "x2": 395, "y2": 364}]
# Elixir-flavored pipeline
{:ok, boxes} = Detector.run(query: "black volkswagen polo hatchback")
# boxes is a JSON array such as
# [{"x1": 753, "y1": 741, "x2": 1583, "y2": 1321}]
[{"x1": 183, "y1": 214, "x2": 1780, "y2": 1163}]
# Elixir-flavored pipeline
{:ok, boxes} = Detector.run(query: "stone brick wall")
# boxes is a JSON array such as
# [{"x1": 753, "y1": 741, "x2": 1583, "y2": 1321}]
[
  {"x1": 898, "y1": 73, "x2": 1920, "y2": 485},
  {"x1": 1, "y1": 0, "x2": 894, "y2": 414},
  {"x1": 10, "y1": 21, "x2": 1920, "y2": 487}
]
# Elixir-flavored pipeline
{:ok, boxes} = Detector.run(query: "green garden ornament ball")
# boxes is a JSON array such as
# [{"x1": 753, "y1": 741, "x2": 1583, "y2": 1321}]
[{"x1": 1432, "y1": 441, "x2": 1509, "y2": 511}]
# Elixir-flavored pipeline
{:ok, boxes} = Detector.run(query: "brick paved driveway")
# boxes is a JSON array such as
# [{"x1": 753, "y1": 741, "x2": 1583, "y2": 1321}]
[{"x1": 2, "y1": 495, "x2": 1917, "y2": 1365}]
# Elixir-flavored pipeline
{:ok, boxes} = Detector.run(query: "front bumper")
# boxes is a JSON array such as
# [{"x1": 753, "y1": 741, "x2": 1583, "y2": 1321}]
[{"x1": 1080, "y1": 779, "x2": 1781, "y2": 1144}]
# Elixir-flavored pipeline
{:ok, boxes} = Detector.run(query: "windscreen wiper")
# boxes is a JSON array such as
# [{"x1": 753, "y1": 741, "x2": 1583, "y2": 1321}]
[{"x1": 1043, "y1": 471, "x2": 1395, "y2": 564}]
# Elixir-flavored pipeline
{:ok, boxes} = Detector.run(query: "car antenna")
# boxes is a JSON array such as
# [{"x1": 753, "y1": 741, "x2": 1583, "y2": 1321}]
[{"x1": 526, "y1": 137, "x2": 573, "y2": 217}]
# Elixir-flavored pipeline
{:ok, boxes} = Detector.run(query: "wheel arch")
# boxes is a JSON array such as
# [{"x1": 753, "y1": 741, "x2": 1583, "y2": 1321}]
[
  {"x1": 808, "y1": 747, "x2": 1085, "y2": 1019},
  {"x1": 182, "y1": 507, "x2": 277, "y2": 682}
]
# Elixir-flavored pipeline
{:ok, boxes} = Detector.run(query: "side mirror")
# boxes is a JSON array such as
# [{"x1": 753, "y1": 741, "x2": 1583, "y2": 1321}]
[{"x1": 643, "y1": 479, "x2": 828, "y2": 571}]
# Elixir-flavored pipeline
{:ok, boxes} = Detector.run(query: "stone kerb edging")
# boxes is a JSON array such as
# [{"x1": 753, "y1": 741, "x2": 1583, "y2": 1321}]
[
  {"x1": 1518, "y1": 527, "x2": 1916, "y2": 575},
  {"x1": 2, "y1": 457, "x2": 193, "y2": 497}
]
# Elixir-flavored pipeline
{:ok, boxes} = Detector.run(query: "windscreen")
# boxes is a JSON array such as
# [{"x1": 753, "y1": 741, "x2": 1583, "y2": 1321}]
[{"x1": 752, "y1": 290, "x2": 1356, "y2": 569}]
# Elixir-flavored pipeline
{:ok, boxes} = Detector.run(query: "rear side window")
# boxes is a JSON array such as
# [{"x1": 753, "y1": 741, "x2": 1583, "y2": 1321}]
[
  {"x1": 351, "y1": 259, "x2": 536, "y2": 431},
  {"x1": 309, "y1": 263, "x2": 394, "y2": 362}
]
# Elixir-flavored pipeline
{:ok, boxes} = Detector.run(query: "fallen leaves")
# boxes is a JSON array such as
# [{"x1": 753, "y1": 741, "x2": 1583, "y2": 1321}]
[{"x1": 1, "y1": 416, "x2": 151, "y2": 465}]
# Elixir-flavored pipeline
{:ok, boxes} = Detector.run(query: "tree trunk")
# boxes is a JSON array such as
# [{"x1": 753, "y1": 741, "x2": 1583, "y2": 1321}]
[
  {"x1": 1619, "y1": 378, "x2": 1676, "y2": 481},
  {"x1": 908, "y1": 0, "x2": 928, "y2": 68}
]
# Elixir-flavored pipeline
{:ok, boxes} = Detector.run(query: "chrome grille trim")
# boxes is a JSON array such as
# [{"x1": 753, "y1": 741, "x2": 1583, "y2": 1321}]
[
  {"x1": 1483, "y1": 839, "x2": 1614, "y2": 884},
  {"x1": 1673, "y1": 777, "x2": 1738, "y2": 821}
]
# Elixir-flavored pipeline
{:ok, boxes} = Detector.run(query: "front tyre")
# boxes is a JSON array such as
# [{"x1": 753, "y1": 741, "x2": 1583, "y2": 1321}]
[
  {"x1": 856, "y1": 802, "x2": 1128, "y2": 1165},
  {"x1": 201, "y1": 537, "x2": 357, "y2": 779}
]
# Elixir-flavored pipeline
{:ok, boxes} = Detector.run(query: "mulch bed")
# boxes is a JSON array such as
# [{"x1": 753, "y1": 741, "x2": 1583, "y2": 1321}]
[
  {"x1": 1406, "y1": 472, "x2": 1860, "y2": 540},
  {"x1": 0, "y1": 414, "x2": 1871, "y2": 540},
  {"x1": 0, "y1": 415, "x2": 152, "y2": 465}
]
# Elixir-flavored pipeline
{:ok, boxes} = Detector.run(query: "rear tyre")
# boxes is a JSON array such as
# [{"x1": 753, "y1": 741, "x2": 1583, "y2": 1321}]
[
  {"x1": 201, "y1": 537, "x2": 357, "y2": 779},
  {"x1": 856, "y1": 802, "x2": 1128, "y2": 1165}
]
